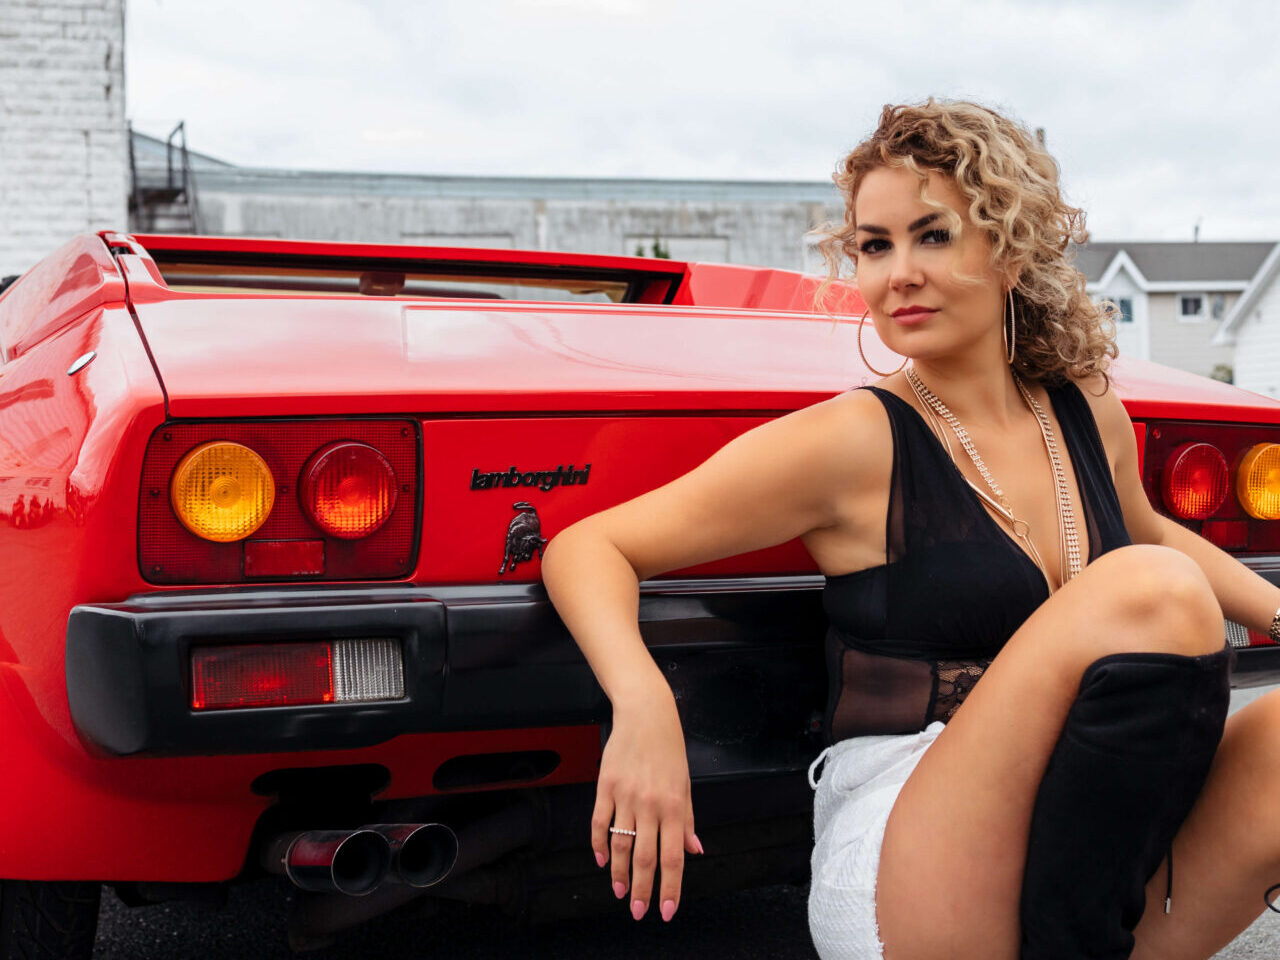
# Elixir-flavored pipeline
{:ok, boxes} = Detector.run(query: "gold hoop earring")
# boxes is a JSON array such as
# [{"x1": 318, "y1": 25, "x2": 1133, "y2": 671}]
[
  {"x1": 1005, "y1": 289, "x2": 1017, "y2": 365},
  {"x1": 856, "y1": 310, "x2": 908, "y2": 378}
]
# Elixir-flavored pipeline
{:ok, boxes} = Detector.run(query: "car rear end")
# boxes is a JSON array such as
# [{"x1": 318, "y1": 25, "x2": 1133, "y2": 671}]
[
  {"x1": 7, "y1": 232, "x2": 1280, "y2": 952},
  {"x1": 50, "y1": 234, "x2": 847, "y2": 943}
]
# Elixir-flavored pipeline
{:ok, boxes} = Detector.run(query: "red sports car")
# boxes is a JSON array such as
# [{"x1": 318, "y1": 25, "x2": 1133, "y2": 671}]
[{"x1": 1, "y1": 232, "x2": 1278, "y2": 958}]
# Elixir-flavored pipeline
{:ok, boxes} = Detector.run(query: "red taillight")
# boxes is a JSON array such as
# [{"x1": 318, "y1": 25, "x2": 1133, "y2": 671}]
[
  {"x1": 190, "y1": 638, "x2": 405, "y2": 711},
  {"x1": 1162, "y1": 442, "x2": 1229, "y2": 519},
  {"x1": 191, "y1": 641, "x2": 333, "y2": 710},
  {"x1": 301, "y1": 442, "x2": 398, "y2": 539}
]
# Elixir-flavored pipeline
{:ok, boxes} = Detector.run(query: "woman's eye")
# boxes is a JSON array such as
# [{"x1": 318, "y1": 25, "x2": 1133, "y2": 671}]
[
  {"x1": 921, "y1": 228, "x2": 952, "y2": 245},
  {"x1": 859, "y1": 238, "x2": 889, "y2": 255}
]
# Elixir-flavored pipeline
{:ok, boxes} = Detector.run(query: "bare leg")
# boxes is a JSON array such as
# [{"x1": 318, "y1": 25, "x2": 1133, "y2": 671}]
[
  {"x1": 1131, "y1": 688, "x2": 1280, "y2": 959},
  {"x1": 872, "y1": 544, "x2": 1225, "y2": 960}
]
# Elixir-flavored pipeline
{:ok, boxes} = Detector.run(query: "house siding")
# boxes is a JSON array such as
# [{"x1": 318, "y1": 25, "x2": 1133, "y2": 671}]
[
  {"x1": 1147, "y1": 292, "x2": 1238, "y2": 380},
  {"x1": 1234, "y1": 280, "x2": 1280, "y2": 398}
]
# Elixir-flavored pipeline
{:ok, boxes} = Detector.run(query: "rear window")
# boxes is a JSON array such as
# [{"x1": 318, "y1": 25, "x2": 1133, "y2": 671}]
[{"x1": 152, "y1": 258, "x2": 638, "y2": 304}]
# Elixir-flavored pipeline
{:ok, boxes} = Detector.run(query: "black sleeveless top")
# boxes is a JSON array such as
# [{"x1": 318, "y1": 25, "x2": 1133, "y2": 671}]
[{"x1": 821, "y1": 381, "x2": 1132, "y2": 742}]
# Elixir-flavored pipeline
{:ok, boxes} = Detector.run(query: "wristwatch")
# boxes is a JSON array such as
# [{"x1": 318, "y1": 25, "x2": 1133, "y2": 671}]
[{"x1": 1270, "y1": 605, "x2": 1280, "y2": 643}]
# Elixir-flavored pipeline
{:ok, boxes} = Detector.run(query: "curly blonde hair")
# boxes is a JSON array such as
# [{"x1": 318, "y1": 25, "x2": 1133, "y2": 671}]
[{"x1": 814, "y1": 99, "x2": 1117, "y2": 386}]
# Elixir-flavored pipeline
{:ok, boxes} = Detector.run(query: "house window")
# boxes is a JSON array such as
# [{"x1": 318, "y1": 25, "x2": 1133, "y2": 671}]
[
  {"x1": 1179, "y1": 294, "x2": 1205, "y2": 322},
  {"x1": 1115, "y1": 297, "x2": 1133, "y2": 323},
  {"x1": 1211, "y1": 293, "x2": 1227, "y2": 322}
]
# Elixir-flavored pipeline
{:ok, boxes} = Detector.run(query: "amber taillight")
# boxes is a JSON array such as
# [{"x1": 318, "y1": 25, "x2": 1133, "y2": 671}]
[
  {"x1": 139, "y1": 420, "x2": 419, "y2": 584},
  {"x1": 1236, "y1": 443, "x2": 1280, "y2": 520}
]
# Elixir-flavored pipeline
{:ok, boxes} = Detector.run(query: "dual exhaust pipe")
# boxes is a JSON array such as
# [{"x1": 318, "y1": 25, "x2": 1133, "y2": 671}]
[{"x1": 263, "y1": 823, "x2": 459, "y2": 896}]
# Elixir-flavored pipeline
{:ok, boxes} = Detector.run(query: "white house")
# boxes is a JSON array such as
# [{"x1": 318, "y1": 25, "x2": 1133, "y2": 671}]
[
  {"x1": 1077, "y1": 241, "x2": 1277, "y2": 383},
  {"x1": 1212, "y1": 244, "x2": 1280, "y2": 398}
]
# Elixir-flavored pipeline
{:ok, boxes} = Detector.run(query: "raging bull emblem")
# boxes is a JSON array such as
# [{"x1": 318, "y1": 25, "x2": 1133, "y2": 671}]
[{"x1": 499, "y1": 502, "x2": 548, "y2": 575}]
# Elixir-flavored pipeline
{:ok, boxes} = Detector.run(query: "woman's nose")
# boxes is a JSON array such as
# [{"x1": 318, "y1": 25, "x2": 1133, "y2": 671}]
[{"x1": 889, "y1": 250, "x2": 924, "y2": 291}]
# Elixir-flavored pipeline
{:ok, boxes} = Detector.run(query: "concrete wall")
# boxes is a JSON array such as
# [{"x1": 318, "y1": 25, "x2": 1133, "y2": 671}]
[
  {"x1": 189, "y1": 173, "x2": 842, "y2": 272},
  {"x1": 0, "y1": 0, "x2": 128, "y2": 278},
  {"x1": 1147, "y1": 291, "x2": 1238, "y2": 380}
]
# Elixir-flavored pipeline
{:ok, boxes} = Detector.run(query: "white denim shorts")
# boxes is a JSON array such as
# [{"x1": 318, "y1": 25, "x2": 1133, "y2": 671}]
[{"x1": 807, "y1": 722, "x2": 945, "y2": 960}]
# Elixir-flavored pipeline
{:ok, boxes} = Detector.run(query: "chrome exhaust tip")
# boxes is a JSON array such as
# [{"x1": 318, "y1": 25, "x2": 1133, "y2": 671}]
[
  {"x1": 363, "y1": 823, "x2": 459, "y2": 888},
  {"x1": 265, "y1": 829, "x2": 392, "y2": 897}
]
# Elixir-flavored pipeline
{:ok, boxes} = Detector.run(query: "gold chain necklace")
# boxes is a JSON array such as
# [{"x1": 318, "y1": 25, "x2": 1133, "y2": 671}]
[{"x1": 904, "y1": 367, "x2": 1082, "y2": 590}]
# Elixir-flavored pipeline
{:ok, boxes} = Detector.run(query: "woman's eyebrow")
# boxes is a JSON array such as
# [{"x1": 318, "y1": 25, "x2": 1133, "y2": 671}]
[{"x1": 855, "y1": 213, "x2": 941, "y2": 236}]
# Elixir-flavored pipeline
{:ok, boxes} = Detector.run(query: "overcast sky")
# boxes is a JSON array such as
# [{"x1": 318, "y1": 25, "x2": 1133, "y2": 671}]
[{"x1": 126, "y1": 0, "x2": 1280, "y2": 242}]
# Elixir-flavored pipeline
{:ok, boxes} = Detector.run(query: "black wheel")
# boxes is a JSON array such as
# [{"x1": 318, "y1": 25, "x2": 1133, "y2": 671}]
[{"x1": 0, "y1": 881, "x2": 100, "y2": 960}]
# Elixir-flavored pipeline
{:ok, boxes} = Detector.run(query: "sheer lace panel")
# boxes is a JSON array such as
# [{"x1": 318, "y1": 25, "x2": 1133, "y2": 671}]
[
  {"x1": 824, "y1": 636, "x2": 994, "y2": 741},
  {"x1": 929, "y1": 658, "x2": 993, "y2": 723}
]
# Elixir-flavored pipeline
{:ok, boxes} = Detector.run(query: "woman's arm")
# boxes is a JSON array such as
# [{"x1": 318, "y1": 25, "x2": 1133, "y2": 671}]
[
  {"x1": 541, "y1": 388, "x2": 889, "y2": 922},
  {"x1": 1091, "y1": 381, "x2": 1280, "y2": 635}
]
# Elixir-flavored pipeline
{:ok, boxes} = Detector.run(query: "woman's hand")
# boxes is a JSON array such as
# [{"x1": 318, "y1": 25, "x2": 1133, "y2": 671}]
[{"x1": 591, "y1": 689, "x2": 703, "y2": 922}]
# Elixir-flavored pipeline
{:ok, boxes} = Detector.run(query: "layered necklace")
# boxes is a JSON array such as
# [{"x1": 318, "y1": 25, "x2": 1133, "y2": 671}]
[{"x1": 904, "y1": 366, "x2": 1082, "y2": 591}]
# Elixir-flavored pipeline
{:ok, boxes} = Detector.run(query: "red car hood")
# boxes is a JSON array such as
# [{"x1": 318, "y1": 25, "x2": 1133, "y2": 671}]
[{"x1": 134, "y1": 297, "x2": 1280, "y2": 422}]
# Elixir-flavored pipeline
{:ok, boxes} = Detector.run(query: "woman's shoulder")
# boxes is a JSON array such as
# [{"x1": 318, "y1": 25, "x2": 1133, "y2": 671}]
[
  {"x1": 797, "y1": 386, "x2": 896, "y2": 487},
  {"x1": 1061, "y1": 371, "x2": 1134, "y2": 463}
]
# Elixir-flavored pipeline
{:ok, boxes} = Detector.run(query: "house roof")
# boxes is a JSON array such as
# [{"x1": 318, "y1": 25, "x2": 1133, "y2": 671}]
[{"x1": 1076, "y1": 241, "x2": 1275, "y2": 284}]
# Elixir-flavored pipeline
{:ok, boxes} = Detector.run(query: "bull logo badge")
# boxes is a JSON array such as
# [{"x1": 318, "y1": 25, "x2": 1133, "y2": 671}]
[{"x1": 499, "y1": 501, "x2": 548, "y2": 575}]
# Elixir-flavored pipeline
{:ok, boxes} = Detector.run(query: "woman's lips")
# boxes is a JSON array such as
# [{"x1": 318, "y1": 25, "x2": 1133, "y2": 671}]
[{"x1": 890, "y1": 306, "x2": 938, "y2": 326}]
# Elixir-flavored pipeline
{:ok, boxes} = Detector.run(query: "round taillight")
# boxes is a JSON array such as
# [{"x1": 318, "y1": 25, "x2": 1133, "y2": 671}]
[
  {"x1": 1162, "y1": 442, "x2": 1229, "y2": 520},
  {"x1": 300, "y1": 442, "x2": 398, "y2": 539},
  {"x1": 171, "y1": 441, "x2": 275, "y2": 542},
  {"x1": 1237, "y1": 443, "x2": 1280, "y2": 520}
]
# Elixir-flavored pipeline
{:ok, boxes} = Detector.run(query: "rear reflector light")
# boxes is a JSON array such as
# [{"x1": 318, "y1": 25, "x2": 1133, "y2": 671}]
[
  {"x1": 244, "y1": 539, "x2": 325, "y2": 577},
  {"x1": 301, "y1": 442, "x2": 398, "y2": 539},
  {"x1": 1162, "y1": 442, "x2": 1229, "y2": 519},
  {"x1": 191, "y1": 639, "x2": 404, "y2": 711},
  {"x1": 1201, "y1": 520, "x2": 1248, "y2": 550},
  {"x1": 1237, "y1": 443, "x2": 1280, "y2": 519}
]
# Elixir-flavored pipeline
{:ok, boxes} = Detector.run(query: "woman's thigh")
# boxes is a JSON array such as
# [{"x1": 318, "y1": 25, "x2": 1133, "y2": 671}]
[
  {"x1": 1130, "y1": 688, "x2": 1280, "y2": 960},
  {"x1": 872, "y1": 545, "x2": 1225, "y2": 960}
]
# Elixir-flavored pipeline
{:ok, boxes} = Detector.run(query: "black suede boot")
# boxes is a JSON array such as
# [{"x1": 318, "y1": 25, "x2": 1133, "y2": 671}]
[{"x1": 1019, "y1": 645, "x2": 1230, "y2": 960}]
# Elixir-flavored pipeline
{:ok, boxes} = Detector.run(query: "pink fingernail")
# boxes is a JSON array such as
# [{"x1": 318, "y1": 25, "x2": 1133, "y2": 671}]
[
  {"x1": 595, "y1": 850, "x2": 607, "y2": 868},
  {"x1": 661, "y1": 899, "x2": 676, "y2": 922},
  {"x1": 693, "y1": 834, "x2": 705, "y2": 855},
  {"x1": 613, "y1": 880, "x2": 626, "y2": 900},
  {"x1": 631, "y1": 899, "x2": 646, "y2": 921}
]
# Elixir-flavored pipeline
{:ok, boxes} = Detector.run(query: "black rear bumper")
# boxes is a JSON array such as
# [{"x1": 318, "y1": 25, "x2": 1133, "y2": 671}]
[
  {"x1": 65, "y1": 561, "x2": 1280, "y2": 766},
  {"x1": 66, "y1": 577, "x2": 829, "y2": 775}
]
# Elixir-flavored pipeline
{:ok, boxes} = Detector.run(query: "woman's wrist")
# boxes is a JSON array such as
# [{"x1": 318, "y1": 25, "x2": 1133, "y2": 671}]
[{"x1": 607, "y1": 665, "x2": 676, "y2": 715}]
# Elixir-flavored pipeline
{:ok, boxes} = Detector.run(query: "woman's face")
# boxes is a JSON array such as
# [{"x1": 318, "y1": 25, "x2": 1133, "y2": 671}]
[{"x1": 852, "y1": 165, "x2": 1008, "y2": 364}]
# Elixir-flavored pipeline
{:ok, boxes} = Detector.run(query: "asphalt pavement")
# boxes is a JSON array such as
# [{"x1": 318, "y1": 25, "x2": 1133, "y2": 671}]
[
  {"x1": 88, "y1": 877, "x2": 1280, "y2": 960},
  {"x1": 90, "y1": 686, "x2": 1280, "y2": 960}
]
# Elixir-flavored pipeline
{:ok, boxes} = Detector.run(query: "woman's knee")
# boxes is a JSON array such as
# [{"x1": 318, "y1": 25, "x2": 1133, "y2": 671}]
[
  {"x1": 1225, "y1": 690, "x2": 1280, "y2": 781},
  {"x1": 1084, "y1": 545, "x2": 1223, "y2": 656}
]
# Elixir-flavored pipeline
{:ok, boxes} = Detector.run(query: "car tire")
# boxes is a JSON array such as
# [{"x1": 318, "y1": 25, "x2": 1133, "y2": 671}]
[{"x1": 0, "y1": 880, "x2": 100, "y2": 960}]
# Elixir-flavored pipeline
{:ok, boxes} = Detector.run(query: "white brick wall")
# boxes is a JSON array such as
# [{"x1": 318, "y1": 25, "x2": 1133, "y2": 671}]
[{"x1": 0, "y1": 0, "x2": 127, "y2": 278}]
